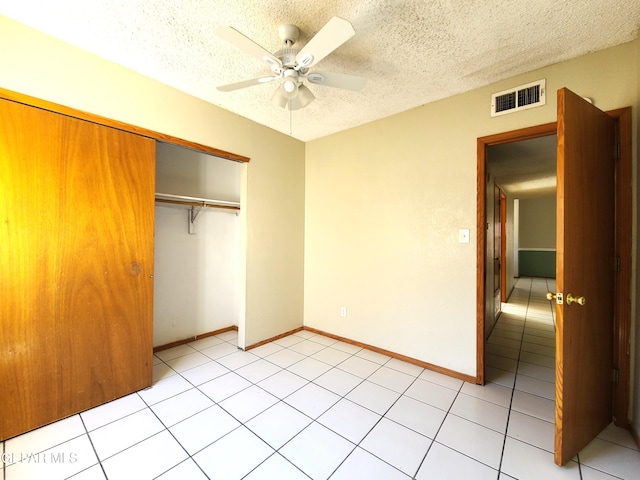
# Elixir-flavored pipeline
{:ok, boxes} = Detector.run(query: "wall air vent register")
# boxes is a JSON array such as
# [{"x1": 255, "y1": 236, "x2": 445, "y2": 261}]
[{"x1": 491, "y1": 79, "x2": 546, "y2": 117}]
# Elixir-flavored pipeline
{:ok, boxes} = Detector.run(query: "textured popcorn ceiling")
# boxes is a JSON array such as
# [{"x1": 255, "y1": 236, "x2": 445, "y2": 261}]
[{"x1": 1, "y1": 1, "x2": 639, "y2": 141}]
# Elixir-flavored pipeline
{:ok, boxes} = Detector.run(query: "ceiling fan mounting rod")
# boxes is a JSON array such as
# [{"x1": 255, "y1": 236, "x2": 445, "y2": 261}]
[{"x1": 278, "y1": 24, "x2": 299, "y2": 47}]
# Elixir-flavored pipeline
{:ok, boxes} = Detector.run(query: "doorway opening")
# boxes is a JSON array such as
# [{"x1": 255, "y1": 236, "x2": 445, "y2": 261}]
[
  {"x1": 485, "y1": 134, "x2": 557, "y2": 339},
  {"x1": 153, "y1": 142, "x2": 242, "y2": 350},
  {"x1": 476, "y1": 107, "x2": 632, "y2": 431}
]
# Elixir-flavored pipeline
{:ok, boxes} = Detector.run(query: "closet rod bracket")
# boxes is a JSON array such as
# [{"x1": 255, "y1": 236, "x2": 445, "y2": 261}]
[{"x1": 188, "y1": 204, "x2": 204, "y2": 234}]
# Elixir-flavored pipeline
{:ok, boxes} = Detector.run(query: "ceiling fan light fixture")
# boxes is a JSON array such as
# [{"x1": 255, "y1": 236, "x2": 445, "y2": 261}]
[
  {"x1": 294, "y1": 84, "x2": 315, "y2": 109},
  {"x1": 280, "y1": 69, "x2": 299, "y2": 98},
  {"x1": 282, "y1": 78, "x2": 298, "y2": 95},
  {"x1": 271, "y1": 89, "x2": 289, "y2": 108},
  {"x1": 271, "y1": 83, "x2": 315, "y2": 110}
]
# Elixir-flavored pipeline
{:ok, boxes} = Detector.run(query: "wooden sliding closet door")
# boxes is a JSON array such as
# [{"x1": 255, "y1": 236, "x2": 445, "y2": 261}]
[{"x1": 0, "y1": 99, "x2": 155, "y2": 440}]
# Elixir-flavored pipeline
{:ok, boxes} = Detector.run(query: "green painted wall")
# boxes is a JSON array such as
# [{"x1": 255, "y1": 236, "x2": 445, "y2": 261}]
[{"x1": 519, "y1": 250, "x2": 556, "y2": 277}]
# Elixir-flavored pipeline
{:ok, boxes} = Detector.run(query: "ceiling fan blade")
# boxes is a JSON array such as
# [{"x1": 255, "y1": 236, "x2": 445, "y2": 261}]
[
  {"x1": 306, "y1": 71, "x2": 367, "y2": 91},
  {"x1": 214, "y1": 25, "x2": 282, "y2": 70},
  {"x1": 217, "y1": 76, "x2": 278, "y2": 92},
  {"x1": 296, "y1": 17, "x2": 355, "y2": 69}
]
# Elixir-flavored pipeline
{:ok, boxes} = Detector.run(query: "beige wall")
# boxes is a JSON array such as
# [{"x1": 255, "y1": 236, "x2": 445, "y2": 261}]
[
  {"x1": 0, "y1": 16, "x2": 306, "y2": 349},
  {"x1": 519, "y1": 196, "x2": 556, "y2": 249},
  {"x1": 305, "y1": 39, "x2": 639, "y2": 379}
]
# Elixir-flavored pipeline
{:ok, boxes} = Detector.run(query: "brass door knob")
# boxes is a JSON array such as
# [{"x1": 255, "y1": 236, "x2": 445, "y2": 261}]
[
  {"x1": 566, "y1": 293, "x2": 586, "y2": 306},
  {"x1": 546, "y1": 292, "x2": 556, "y2": 301}
]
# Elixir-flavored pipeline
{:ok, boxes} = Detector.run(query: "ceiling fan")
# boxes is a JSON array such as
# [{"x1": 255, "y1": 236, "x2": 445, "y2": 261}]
[{"x1": 214, "y1": 17, "x2": 367, "y2": 110}]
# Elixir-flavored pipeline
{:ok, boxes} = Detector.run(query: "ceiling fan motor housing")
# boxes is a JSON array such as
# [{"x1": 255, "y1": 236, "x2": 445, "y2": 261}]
[{"x1": 275, "y1": 47, "x2": 299, "y2": 68}]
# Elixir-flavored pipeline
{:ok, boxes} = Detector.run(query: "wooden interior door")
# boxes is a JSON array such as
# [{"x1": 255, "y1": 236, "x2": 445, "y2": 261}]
[
  {"x1": 0, "y1": 99, "x2": 156, "y2": 440},
  {"x1": 554, "y1": 88, "x2": 615, "y2": 465}
]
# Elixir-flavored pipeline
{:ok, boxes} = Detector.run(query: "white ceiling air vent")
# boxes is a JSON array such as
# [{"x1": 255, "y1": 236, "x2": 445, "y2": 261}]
[{"x1": 491, "y1": 79, "x2": 546, "y2": 117}]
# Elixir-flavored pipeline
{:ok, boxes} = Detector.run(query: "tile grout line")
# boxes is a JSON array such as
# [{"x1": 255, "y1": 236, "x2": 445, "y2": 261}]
[
  {"x1": 497, "y1": 277, "x2": 531, "y2": 476},
  {"x1": 77, "y1": 414, "x2": 109, "y2": 480},
  {"x1": 410, "y1": 382, "x2": 465, "y2": 479},
  {"x1": 136, "y1": 392, "x2": 212, "y2": 480}
]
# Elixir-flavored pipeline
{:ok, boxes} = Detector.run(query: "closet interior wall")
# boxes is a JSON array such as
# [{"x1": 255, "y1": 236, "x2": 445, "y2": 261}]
[{"x1": 154, "y1": 142, "x2": 241, "y2": 347}]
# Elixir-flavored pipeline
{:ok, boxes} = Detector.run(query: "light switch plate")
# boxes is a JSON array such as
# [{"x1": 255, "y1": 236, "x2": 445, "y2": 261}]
[{"x1": 458, "y1": 229, "x2": 470, "y2": 243}]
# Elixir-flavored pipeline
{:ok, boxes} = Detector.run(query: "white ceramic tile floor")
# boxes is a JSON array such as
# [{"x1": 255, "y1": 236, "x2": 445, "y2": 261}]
[
  {"x1": 245, "y1": 402, "x2": 312, "y2": 450},
  {"x1": 360, "y1": 417, "x2": 433, "y2": 475},
  {"x1": 436, "y1": 413, "x2": 505, "y2": 469},
  {"x1": 330, "y1": 446, "x2": 410, "y2": 479},
  {"x1": 345, "y1": 380, "x2": 402, "y2": 415},
  {"x1": 179, "y1": 360, "x2": 230, "y2": 386},
  {"x1": 168, "y1": 405, "x2": 240, "y2": 455},
  {"x1": 317, "y1": 398, "x2": 381, "y2": 444},
  {"x1": 89, "y1": 408, "x2": 164, "y2": 460},
  {"x1": 150, "y1": 388, "x2": 214, "y2": 427},
  {"x1": 192, "y1": 426, "x2": 272, "y2": 479},
  {"x1": 3, "y1": 278, "x2": 639, "y2": 479},
  {"x1": 279, "y1": 422, "x2": 354, "y2": 479},
  {"x1": 313, "y1": 367, "x2": 362, "y2": 396},
  {"x1": 284, "y1": 382, "x2": 341, "y2": 419}
]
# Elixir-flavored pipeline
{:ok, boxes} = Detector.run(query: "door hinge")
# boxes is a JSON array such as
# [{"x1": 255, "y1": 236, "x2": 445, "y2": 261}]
[
  {"x1": 615, "y1": 256, "x2": 621, "y2": 272},
  {"x1": 612, "y1": 368, "x2": 619, "y2": 384},
  {"x1": 615, "y1": 143, "x2": 621, "y2": 160}
]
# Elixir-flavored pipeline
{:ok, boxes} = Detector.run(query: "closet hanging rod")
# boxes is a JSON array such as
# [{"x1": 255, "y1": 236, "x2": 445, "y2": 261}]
[{"x1": 155, "y1": 193, "x2": 240, "y2": 211}]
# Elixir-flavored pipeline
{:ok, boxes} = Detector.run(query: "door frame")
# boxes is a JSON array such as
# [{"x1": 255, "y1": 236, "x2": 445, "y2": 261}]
[
  {"x1": 500, "y1": 189, "x2": 507, "y2": 302},
  {"x1": 475, "y1": 107, "x2": 632, "y2": 427},
  {"x1": 498, "y1": 189, "x2": 511, "y2": 303},
  {"x1": 491, "y1": 184, "x2": 507, "y2": 317},
  {"x1": 493, "y1": 183, "x2": 503, "y2": 318}
]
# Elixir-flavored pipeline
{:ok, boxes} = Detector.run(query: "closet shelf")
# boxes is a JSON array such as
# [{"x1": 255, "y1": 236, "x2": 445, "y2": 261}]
[{"x1": 155, "y1": 193, "x2": 240, "y2": 211}]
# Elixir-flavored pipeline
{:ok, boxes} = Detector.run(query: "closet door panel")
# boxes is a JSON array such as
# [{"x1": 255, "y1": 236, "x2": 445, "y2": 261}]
[{"x1": 0, "y1": 99, "x2": 155, "y2": 440}]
